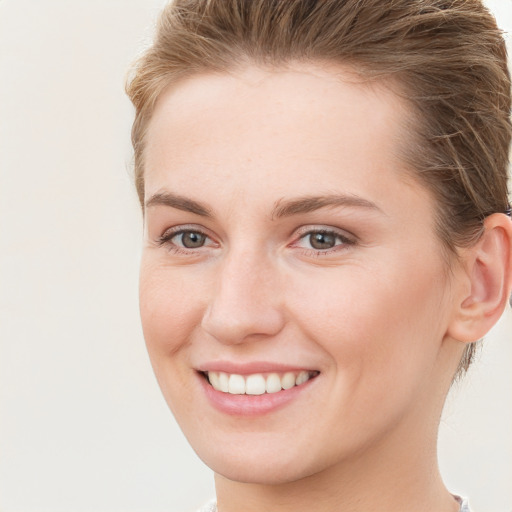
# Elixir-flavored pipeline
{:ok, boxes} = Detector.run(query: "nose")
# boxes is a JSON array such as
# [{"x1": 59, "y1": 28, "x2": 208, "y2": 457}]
[{"x1": 201, "y1": 249, "x2": 285, "y2": 345}]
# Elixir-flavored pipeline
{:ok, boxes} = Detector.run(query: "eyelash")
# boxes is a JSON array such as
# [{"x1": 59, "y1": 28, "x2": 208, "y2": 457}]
[
  {"x1": 157, "y1": 226, "x2": 214, "y2": 255},
  {"x1": 292, "y1": 228, "x2": 355, "y2": 256},
  {"x1": 156, "y1": 226, "x2": 356, "y2": 256}
]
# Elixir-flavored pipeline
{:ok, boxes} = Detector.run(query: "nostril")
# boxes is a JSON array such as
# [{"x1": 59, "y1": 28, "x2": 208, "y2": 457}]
[{"x1": 201, "y1": 301, "x2": 285, "y2": 345}]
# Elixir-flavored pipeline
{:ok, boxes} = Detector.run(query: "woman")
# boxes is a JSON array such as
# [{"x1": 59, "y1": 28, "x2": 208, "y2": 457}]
[{"x1": 126, "y1": 1, "x2": 512, "y2": 511}]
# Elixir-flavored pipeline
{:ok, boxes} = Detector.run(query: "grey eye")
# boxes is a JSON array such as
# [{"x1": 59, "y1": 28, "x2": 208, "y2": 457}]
[
  {"x1": 178, "y1": 231, "x2": 207, "y2": 248},
  {"x1": 308, "y1": 232, "x2": 337, "y2": 250}
]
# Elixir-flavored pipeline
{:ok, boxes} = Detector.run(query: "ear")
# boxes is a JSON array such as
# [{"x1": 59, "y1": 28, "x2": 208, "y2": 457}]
[{"x1": 447, "y1": 213, "x2": 512, "y2": 343}]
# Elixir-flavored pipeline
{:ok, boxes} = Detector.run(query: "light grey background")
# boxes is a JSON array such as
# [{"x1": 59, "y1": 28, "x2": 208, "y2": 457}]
[{"x1": 0, "y1": 1, "x2": 510, "y2": 511}]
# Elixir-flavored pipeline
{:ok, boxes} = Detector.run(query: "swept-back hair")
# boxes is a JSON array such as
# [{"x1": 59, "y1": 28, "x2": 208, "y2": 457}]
[{"x1": 126, "y1": 0, "x2": 511, "y2": 373}]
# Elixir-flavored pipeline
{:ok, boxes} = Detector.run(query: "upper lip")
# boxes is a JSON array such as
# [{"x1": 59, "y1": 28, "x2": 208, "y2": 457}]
[{"x1": 196, "y1": 361, "x2": 319, "y2": 375}]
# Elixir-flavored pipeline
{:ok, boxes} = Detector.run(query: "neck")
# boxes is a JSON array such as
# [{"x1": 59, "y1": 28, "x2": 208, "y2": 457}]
[
  {"x1": 213, "y1": 337, "x2": 465, "y2": 512},
  {"x1": 214, "y1": 411, "x2": 459, "y2": 512}
]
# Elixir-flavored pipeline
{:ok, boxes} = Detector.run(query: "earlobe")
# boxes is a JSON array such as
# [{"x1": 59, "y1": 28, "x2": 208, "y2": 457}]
[{"x1": 447, "y1": 213, "x2": 512, "y2": 343}]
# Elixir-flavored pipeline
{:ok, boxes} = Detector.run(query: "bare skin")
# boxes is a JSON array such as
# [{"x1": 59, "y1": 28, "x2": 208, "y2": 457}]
[{"x1": 139, "y1": 63, "x2": 512, "y2": 512}]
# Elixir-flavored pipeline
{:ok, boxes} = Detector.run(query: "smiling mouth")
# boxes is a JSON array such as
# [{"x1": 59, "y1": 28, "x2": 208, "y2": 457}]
[{"x1": 202, "y1": 370, "x2": 319, "y2": 395}]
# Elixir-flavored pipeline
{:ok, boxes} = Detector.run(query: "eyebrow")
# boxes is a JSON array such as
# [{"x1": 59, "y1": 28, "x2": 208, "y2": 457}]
[
  {"x1": 145, "y1": 192, "x2": 212, "y2": 217},
  {"x1": 144, "y1": 191, "x2": 381, "y2": 219},
  {"x1": 271, "y1": 194, "x2": 382, "y2": 219}
]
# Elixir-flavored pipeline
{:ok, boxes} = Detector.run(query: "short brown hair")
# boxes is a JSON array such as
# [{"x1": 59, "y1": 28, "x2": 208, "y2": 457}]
[{"x1": 126, "y1": 0, "x2": 511, "y2": 374}]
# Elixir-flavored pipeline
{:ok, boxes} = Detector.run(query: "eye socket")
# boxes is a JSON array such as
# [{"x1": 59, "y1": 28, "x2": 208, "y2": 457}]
[
  {"x1": 308, "y1": 232, "x2": 338, "y2": 250},
  {"x1": 157, "y1": 227, "x2": 214, "y2": 252},
  {"x1": 295, "y1": 228, "x2": 354, "y2": 252},
  {"x1": 156, "y1": 226, "x2": 353, "y2": 254},
  {"x1": 175, "y1": 231, "x2": 207, "y2": 249}
]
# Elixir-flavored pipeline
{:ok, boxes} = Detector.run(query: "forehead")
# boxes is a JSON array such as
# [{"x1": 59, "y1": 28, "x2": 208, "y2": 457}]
[{"x1": 143, "y1": 63, "x2": 420, "y2": 210}]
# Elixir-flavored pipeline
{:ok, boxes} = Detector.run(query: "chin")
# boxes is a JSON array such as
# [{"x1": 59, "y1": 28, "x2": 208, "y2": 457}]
[
  {"x1": 192, "y1": 434, "x2": 336, "y2": 486},
  {"x1": 209, "y1": 458, "x2": 313, "y2": 485}
]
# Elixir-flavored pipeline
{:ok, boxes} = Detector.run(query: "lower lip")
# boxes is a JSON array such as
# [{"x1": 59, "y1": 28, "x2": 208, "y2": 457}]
[{"x1": 199, "y1": 374, "x2": 316, "y2": 416}]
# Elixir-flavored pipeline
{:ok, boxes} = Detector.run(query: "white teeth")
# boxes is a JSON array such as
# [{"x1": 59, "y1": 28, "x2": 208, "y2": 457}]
[
  {"x1": 266, "y1": 373, "x2": 282, "y2": 394},
  {"x1": 245, "y1": 374, "x2": 266, "y2": 395},
  {"x1": 281, "y1": 372, "x2": 296, "y2": 390},
  {"x1": 208, "y1": 371, "x2": 221, "y2": 390},
  {"x1": 218, "y1": 372, "x2": 229, "y2": 392},
  {"x1": 228, "y1": 374, "x2": 245, "y2": 394},
  {"x1": 296, "y1": 371, "x2": 309, "y2": 386},
  {"x1": 207, "y1": 370, "x2": 316, "y2": 395}
]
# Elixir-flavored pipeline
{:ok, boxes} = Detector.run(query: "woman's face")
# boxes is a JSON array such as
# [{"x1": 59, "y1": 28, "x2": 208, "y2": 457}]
[{"x1": 140, "y1": 64, "x2": 462, "y2": 484}]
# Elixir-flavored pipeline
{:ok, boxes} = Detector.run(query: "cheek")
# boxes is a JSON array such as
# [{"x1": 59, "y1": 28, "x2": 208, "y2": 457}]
[
  {"x1": 283, "y1": 262, "x2": 451, "y2": 450},
  {"x1": 287, "y1": 257, "x2": 449, "y2": 378},
  {"x1": 139, "y1": 261, "x2": 206, "y2": 359},
  {"x1": 139, "y1": 262, "x2": 210, "y2": 419}
]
